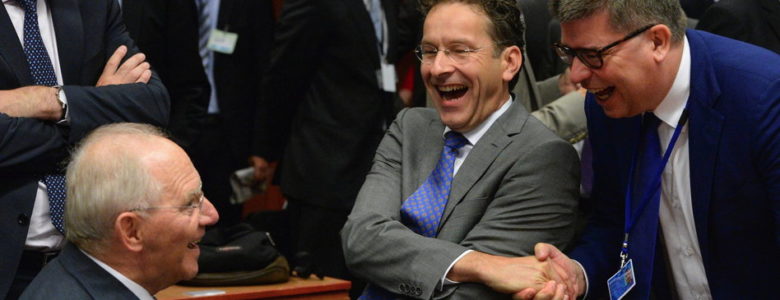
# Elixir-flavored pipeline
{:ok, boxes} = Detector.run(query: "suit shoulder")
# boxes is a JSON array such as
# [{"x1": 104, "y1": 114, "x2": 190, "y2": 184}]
[
  {"x1": 393, "y1": 107, "x2": 439, "y2": 127},
  {"x1": 20, "y1": 261, "x2": 90, "y2": 299}
]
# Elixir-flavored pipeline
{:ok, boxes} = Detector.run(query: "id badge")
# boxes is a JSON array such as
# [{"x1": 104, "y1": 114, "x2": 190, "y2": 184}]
[
  {"x1": 379, "y1": 62, "x2": 397, "y2": 92},
  {"x1": 607, "y1": 259, "x2": 636, "y2": 300},
  {"x1": 207, "y1": 29, "x2": 238, "y2": 54}
]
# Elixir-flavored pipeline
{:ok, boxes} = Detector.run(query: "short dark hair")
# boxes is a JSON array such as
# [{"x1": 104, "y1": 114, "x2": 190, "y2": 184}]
[
  {"x1": 549, "y1": 0, "x2": 686, "y2": 43},
  {"x1": 420, "y1": 0, "x2": 526, "y2": 89}
]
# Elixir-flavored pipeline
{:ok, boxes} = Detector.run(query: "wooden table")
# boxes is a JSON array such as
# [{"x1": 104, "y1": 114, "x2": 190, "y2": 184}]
[{"x1": 156, "y1": 276, "x2": 351, "y2": 300}]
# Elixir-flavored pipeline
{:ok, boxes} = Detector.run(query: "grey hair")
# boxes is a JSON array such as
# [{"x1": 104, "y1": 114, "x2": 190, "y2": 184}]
[
  {"x1": 65, "y1": 123, "x2": 167, "y2": 252},
  {"x1": 549, "y1": 0, "x2": 686, "y2": 43}
]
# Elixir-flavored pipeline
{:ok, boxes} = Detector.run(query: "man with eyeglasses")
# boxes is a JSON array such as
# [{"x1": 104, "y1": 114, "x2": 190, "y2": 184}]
[
  {"x1": 341, "y1": 1, "x2": 580, "y2": 299},
  {"x1": 524, "y1": 0, "x2": 780, "y2": 299},
  {"x1": 20, "y1": 123, "x2": 219, "y2": 300}
]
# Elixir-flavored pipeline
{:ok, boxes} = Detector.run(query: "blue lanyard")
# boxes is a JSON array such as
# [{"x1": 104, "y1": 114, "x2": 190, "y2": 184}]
[{"x1": 619, "y1": 109, "x2": 689, "y2": 267}]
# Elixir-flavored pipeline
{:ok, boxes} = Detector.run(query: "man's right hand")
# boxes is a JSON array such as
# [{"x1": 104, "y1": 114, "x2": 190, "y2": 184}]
[
  {"x1": 96, "y1": 45, "x2": 152, "y2": 86},
  {"x1": 516, "y1": 243, "x2": 585, "y2": 300}
]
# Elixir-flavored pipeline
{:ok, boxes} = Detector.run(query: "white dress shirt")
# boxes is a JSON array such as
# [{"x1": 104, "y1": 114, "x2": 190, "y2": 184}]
[
  {"x1": 438, "y1": 96, "x2": 513, "y2": 288},
  {"x1": 4, "y1": 0, "x2": 67, "y2": 251},
  {"x1": 654, "y1": 36, "x2": 712, "y2": 300}
]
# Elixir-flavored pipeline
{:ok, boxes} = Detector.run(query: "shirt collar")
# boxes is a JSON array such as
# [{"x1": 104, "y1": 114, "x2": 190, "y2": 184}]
[
  {"x1": 444, "y1": 95, "x2": 512, "y2": 145},
  {"x1": 653, "y1": 36, "x2": 691, "y2": 129},
  {"x1": 80, "y1": 249, "x2": 156, "y2": 300}
]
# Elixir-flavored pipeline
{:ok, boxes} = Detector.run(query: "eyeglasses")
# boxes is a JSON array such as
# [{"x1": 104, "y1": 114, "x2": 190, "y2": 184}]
[
  {"x1": 552, "y1": 24, "x2": 656, "y2": 69},
  {"x1": 130, "y1": 194, "x2": 204, "y2": 215},
  {"x1": 414, "y1": 44, "x2": 485, "y2": 65}
]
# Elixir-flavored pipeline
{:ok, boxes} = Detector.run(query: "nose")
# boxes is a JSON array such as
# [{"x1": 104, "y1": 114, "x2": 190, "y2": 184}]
[
  {"x1": 199, "y1": 196, "x2": 219, "y2": 226},
  {"x1": 428, "y1": 50, "x2": 455, "y2": 77},
  {"x1": 567, "y1": 57, "x2": 592, "y2": 85}
]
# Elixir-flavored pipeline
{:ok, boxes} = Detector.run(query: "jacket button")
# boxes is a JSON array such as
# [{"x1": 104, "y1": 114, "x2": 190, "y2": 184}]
[
  {"x1": 415, "y1": 287, "x2": 422, "y2": 295},
  {"x1": 18, "y1": 214, "x2": 29, "y2": 225},
  {"x1": 399, "y1": 284, "x2": 407, "y2": 293}
]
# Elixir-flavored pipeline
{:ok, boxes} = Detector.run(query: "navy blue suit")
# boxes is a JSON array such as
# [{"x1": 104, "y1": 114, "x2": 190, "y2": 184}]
[
  {"x1": 570, "y1": 29, "x2": 780, "y2": 299},
  {"x1": 0, "y1": 0, "x2": 169, "y2": 297}
]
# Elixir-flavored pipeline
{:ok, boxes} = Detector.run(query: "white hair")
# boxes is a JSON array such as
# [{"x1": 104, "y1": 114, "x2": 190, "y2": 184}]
[{"x1": 64, "y1": 123, "x2": 167, "y2": 252}]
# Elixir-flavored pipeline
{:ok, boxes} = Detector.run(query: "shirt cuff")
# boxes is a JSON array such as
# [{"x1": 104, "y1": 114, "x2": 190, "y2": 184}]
[
  {"x1": 437, "y1": 249, "x2": 472, "y2": 290},
  {"x1": 572, "y1": 259, "x2": 589, "y2": 299},
  {"x1": 57, "y1": 88, "x2": 69, "y2": 125}
]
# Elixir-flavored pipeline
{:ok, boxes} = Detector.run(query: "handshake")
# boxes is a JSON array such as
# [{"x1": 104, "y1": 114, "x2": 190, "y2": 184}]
[{"x1": 448, "y1": 243, "x2": 585, "y2": 300}]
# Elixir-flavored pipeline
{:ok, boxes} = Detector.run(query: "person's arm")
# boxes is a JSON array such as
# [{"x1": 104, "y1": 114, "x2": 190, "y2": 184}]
[
  {"x1": 63, "y1": 0, "x2": 170, "y2": 144},
  {"x1": 162, "y1": 0, "x2": 211, "y2": 148},
  {"x1": 255, "y1": 0, "x2": 323, "y2": 162},
  {"x1": 342, "y1": 108, "x2": 470, "y2": 299},
  {"x1": 443, "y1": 131, "x2": 580, "y2": 299}
]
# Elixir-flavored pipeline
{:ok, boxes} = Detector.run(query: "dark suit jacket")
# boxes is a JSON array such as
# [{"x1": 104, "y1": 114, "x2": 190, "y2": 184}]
[
  {"x1": 570, "y1": 30, "x2": 780, "y2": 299},
  {"x1": 259, "y1": 0, "x2": 401, "y2": 210},
  {"x1": 204, "y1": 0, "x2": 274, "y2": 165},
  {"x1": 696, "y1": 0, "x2": 780, "y2": 55},
  {"x1": 19, "y1": 243, "x2": 138, "y2": 299},
  {"x1": 0, "y1": 0, "x2": 170, "y2": 297},
  {"x1": 342, "y1": 101, "x2": 580, "y2": 300},
  {"x1": 121, "y1": 0, "x2": 210, "y2": 148}
]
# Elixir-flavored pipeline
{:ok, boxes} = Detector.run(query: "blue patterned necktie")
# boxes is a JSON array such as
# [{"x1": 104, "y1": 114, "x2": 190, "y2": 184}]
[
  {"x1": 629, "y1": 112, "x2": 663, "y2": 299},
  {"x1": 19, "y1": 0, "x2": 67, "y2": 234},
  {"x1": 359, "y1": 131, "x2": 468, "y2": 300}
]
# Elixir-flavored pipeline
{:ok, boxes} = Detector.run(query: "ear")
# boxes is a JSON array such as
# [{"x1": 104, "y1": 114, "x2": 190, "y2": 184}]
[
  {"x1": 649, "y1": 25, "x2": 673, "y2": 63},
  {"x1": 115, "y1": 212, "x2": 144, "y2": 253},
  {"x1": 501, "y1": 45, "x2": 522, "y2": 82}
]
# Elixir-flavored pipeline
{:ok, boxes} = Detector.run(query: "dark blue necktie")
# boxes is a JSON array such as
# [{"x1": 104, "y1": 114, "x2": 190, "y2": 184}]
[
  {"x1": 20, "y1": 0, "x2": 67, "y2": 234},
  {"x1": 360, "y1": 131, "x2": 468, "y2": 300},
  {"x1": 629, "y1": 113, "x2": 663, "y2": 299}
]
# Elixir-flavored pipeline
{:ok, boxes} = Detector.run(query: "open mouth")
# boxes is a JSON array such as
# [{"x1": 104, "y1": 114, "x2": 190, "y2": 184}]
[
  {"x1": 589, "y1": 86, "x2": 614, "y2": 101},
  {"x1": 438, "y1": 84, "x2": 468, "y2": 100},
  {"x1": 187, "y1": 240, "x2": 200, "y2": 249}
]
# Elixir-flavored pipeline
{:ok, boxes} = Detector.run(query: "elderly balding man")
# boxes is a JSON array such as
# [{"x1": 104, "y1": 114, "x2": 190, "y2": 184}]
[{"x1": 20, "y1": 123, "x2": 219, "y2": 299}]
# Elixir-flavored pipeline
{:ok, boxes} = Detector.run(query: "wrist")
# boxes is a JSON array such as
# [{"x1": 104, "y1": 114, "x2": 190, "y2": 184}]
[{"x1": 52, "y1": 85, "x2": 68, "y2": 124}]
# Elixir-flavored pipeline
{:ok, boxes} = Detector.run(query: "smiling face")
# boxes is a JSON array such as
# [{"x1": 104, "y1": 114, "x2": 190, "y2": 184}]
[
  {"x1": 421, "y1": 2, "x2": 520, "y2": 132},
  {"x1": 140, "y1": 141, "x2": 219, "y2": 289},
  {"x1": 561, "y1": 10, "x2": 668, "y2": 118}
]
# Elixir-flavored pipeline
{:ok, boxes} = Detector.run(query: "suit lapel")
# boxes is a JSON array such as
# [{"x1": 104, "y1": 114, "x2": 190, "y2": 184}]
[
  {"x1": 0, "y1": 3, "x2": 33, "y2": 85},
  {"x1": 438, "y1": 101, "x2": 527, "y2": 230},
  {"x1": 49, "y1": 0, "x2": 83, "y2": 85},
  {"x1": 685, "y1": 30, "x2": 724, "y2": 265}
]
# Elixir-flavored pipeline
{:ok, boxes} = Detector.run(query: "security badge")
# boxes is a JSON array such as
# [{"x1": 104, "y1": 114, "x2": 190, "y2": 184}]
[
  {"x1": 207, "y1": 28, "x2": 238, "y2": 55},
  {"x1": 607, "y1": 259, "x2": 636, "y2": 300}
]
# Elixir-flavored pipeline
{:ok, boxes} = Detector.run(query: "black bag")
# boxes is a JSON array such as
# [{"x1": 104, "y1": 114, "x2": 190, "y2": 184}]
[{"x1": 179, "y1": 223, "x2": 290, "y2": 286}]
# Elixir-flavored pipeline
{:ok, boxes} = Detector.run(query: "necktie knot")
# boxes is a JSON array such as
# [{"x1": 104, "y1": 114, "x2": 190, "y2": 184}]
[
  {"x1": 444, "y1": 131, "x2": 468, "y2": 151},
  {"x1": 19, "y1": 0, "x2": 36, "y2": 13}
]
